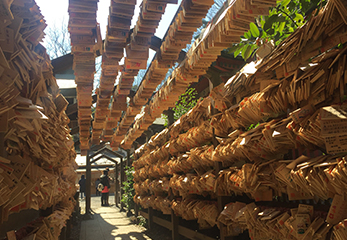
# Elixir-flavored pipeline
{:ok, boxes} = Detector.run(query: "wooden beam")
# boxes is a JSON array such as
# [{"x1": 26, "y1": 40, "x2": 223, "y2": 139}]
[
  {"x1": 90, "y1": 143, "x2": 106, "y2": 152},
  {"x1": 177, "y1": 226, "x2": 216, "y2": 240},
  {"x1": 92, "y1": 94, "x2": 97, "y2": 104},
  {"x1": 139, "y1": 211, "x2": 148, "y2": 219},
  {"x1": 90, "y1": 154, "x2": 119, "y2": 164},
  {"x1": 89, "y1": 147, "x2": 124, "y2": 159},
  {"x1": 89, "y1": 147, "x2": 108, "y2": 159},
  {"x1": 139, "y1": 211, "x2": 216, "y2": 240},
  {"x1": 77, "y1": 164, "x2": 114, "y2": 170},
  {"x1": 60, "y1": 88, "x2": 77, "y2": 98},
  {"x1": 68, "y1": 120, "x2": 78, "y2": 129},
  {"x1": 70, "y1": 126, "x2": 79, "y2": 135},
  {"x1": 66, "y1": 103, "x2": 78, "y2": 115},
  {"x1": 154, "y1": 215, "x2": 172, "y2": 230},
  {"x1": 150, "y1": 35, "x2": 162, "y2": 52},
  {"x1": 52, "y1": 54, "x2": 73, "y2": 76}
]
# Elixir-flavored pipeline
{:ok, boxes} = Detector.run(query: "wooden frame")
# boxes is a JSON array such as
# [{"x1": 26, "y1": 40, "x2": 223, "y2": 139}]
[
  {"x1": 85, "y1": 147, "x2": 124, "y2": 215},
  {"x1": 139, "y1": 210, "x2": 216, "y2": 240}
]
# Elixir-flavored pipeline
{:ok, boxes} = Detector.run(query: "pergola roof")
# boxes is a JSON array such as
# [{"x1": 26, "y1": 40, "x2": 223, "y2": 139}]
[{"x1": 62, "y1": 0, "x2": 249, "y2": 154}]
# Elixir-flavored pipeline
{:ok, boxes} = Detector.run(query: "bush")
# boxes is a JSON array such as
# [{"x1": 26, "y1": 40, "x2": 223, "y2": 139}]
[{"x1": 121, "y1": 166, "x2": 135, "y2": 211}]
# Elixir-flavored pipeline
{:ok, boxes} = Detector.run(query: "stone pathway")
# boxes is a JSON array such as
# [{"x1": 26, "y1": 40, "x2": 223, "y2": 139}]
[{"x1": 79, "y1": 196, "x2": 152, "y2": 240}]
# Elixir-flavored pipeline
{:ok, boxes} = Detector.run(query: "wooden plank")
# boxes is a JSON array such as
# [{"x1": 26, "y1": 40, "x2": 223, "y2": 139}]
[
  {"x1": 178, "y1": 226, "x2": 216, "y2": 240},
  {"x1": 60, "y1": 88, "x2": 77, "y2": 98},
  {"x1": 66, "y1": 103, "x2": 78, "y2": 115},
  {"x1": 139, "y1": 211, "x2": 149, "y2": 219},
  {"x1": 68, "y1": 120, "x2": 78, "y2": 128},
  {"x1": 140, "y1": 211, "x2": 216, "y2": 240},
  {"x1": 70, "y1": 126, "x2": 79, "y2": 135},
  {"x1": 153, "y1": 216, "x2": 172, "y2": 230}
]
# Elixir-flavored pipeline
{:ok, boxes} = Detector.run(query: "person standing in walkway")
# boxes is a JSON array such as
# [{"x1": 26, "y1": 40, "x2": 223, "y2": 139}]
[
  {"x1": 78, "y1": 175, "x2": 86, "y2": 200},
  {"x1": 95, "y1": 178, "x2": 101, "y2": 196},
  {"x1": 100, "y1": 170, "x2": 110, "y2": 206}
]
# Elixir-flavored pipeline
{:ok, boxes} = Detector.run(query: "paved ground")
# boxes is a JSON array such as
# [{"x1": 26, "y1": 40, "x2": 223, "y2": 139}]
[{"x1": 79, "y1": 195, "x2": 162, "y2": 240}]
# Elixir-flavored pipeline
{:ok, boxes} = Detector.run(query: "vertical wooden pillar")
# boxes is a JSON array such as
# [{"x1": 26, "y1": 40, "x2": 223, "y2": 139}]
[
  {"x1": 148, "y1": 207, "x2": 154, "y2": 231},
  {"x1": 66, "y1": 219, "x2": 71, "y2": 239},
  {"x1": 0, "y1": 132, "x2": 5, "y2": 223},
  {"x1": 0, "y1": 132, "x2": 6, "y2": 157},
  {"x1": 171, "y1": 209, "x2": 179, "y2": 240},
  {"x1": 120, "y1": 157, "x2": 124, "y2": 211},
  {"x1": 145, "y1": 128, "x2": 153, "y2": 142},
  {"x1": 86, "y1": 151, "x2": 91, "y2": 215},
  {"x1": 165, "y1": 109, "x2": 175, "y2": 126},
  {"x1": 126, "y1": 149, "x2": 131, "y2": 167},
  {"x1": 59, "y1": 226, "x2": 67, "y2": 240},
  {"x1": 114, "y1": 163, "x2": 117, "y2": 207},
  {"x1": 115, "y1": 163, "x2": 119, "y2": 207},
  {"x1": 134, "y1": 203, "x2": 139, "y2": 218}
]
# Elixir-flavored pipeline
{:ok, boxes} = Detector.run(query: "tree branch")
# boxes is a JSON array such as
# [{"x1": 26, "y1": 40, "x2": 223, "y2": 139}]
[{"x1": 276, "y1": 6, "x2": 299, "y2": 27}]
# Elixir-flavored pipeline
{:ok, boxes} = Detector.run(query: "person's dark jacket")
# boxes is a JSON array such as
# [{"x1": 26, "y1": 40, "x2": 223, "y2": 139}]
[
  {"x1": 100, "y1": 174, "x2": 110, "y2": 189},
  {"x1": 79, "y1": 178, "x2": 86, "y2": 192}
]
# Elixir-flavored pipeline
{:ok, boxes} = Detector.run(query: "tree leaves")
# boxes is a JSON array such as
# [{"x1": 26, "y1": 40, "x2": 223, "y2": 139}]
[
  {"x1": 225, "y1": 0, "x2": 327, "y2": 61},
  {"x1": 234, "y1": 43, "x2": 245, "y2": 58},
  {"x1": 250, "y1": 22, "x2": 260, "y2": 38},
  {"x1": 263, "y1": 15, "x2": 278, "y2": 32},
  {"x1": 282, "y1": 0, "x2": 291, "y2": 8},
  {"x1": 278, "y1": 21, "x2": 285, "y2": 34},
  {"x1": 244, "y1": 30, "x2": 252, "y2": 40},
  {"x1": 173, "y1": 88, "x2": 198, "y2": 121},
  {"x1": 242, "y1": 45, "x2": 253, "y2": 60}
]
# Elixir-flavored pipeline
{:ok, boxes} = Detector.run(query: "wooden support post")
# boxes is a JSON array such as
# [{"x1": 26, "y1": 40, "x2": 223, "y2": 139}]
[
  {"x1": 86, "y1": 151, "x2": 92, "y2": 215},
  {"x1": 164, "y1": 109, "x2": 175, "y2": 126},
  {"x1": 148, "y1": 207, "x2": 154, "y2": 231},
  {"x1": 126, "y1": 149, "x2": 131, "y2": 167},
  {"x1": 59, "y1": 226, "x2": 67, "y2": 240},
  {"x1": 171, "y1": 209, "x2": 179, "y2": 240},
  {"x1": 134, "y1": 203, "x2": 139, "y2": 218},
  {"x1": 145, "y1": 128, "x2": 153, "y2": 142},
  {"x1": 115, "y1": 164, "x2": 119, "y2": 207},
  {"x1": 0, "y1": 133, "x2": 6, "y2": 157},
  {"x1": 0, "y1": 133, "x2": 5, "y2": 224},
  {"x1": 66, "y1": 219, "x2": 71, "y2": 240},
  {"x1": 120, "y1": 158, "x2": 125, "y2": 211},
  {"x1": 115, "y1": 165, "x2": 118, "y2": 206}
]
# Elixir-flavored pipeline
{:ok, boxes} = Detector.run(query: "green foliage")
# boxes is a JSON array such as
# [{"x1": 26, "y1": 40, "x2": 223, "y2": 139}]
[
  {"x1": 229, "y1": 0, "x2": 326, "y2": 60},
  {"x1": 137, "y1": 215, "x2": 147, "y2": 227},
  {"x1": 247, "y1": 122, "x2": 260, "y2": 131},
  {"x1": 173, "y1": 88, "x2": 198, "y2": 121},
  {"x1": 162, "y1": 88, "x2": 199, "y2": 127},
  {"x1": 162, "y1": 113, "x2": 169, "y2": 127},
  {"x1": 121, "y1": 166, "x2": 135, "y2": 211}
]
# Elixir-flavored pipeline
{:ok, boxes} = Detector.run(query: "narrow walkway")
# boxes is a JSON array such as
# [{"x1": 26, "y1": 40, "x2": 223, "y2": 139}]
[{"x1": 79, "y1": 196, "x2": 152, "y2": 240}]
